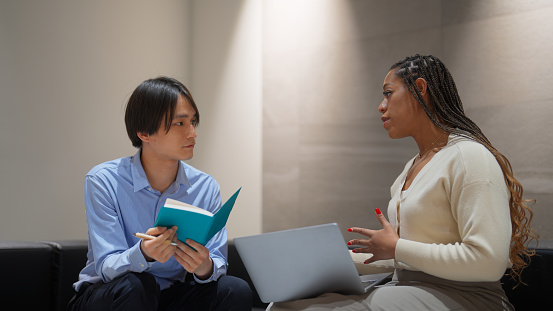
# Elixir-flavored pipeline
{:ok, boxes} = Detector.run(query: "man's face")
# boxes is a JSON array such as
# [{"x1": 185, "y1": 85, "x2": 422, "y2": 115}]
[{"x1": 143, "y1": 95, "x2": 198, "y2": 162}]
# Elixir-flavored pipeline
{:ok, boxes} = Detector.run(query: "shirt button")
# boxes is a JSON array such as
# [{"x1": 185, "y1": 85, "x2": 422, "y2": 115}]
[{"x1": 140, "y1": 264, "x2": 145, "y2": 268}]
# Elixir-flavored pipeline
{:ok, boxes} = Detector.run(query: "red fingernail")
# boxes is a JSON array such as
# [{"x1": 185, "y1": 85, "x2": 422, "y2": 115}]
[
  {"x1": 347, "y1": 228, "x2": 353, "y2": 232},
  {"x1": 375, "y1": 208, "x2": 382, "y2": 215},
  {"x1": 352, "y1": 248, "x2": 357, "y2": 253},
  {"x1": 347, "y1": 241, "x2": 352, "y2": 245}
]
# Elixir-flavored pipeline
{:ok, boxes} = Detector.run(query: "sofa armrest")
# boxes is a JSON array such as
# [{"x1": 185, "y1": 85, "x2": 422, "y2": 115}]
[{"x1": 43, "y1": 240, "x2": 88, "y2": 311}]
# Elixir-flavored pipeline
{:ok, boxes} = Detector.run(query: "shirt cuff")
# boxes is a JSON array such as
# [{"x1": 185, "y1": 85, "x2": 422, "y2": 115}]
[
  {"x1": 193, "y1": 256, "x2": 225, "y2": 284},
  {"x1": 130, "y1": 241, "x2": 152, "y2": 272}
]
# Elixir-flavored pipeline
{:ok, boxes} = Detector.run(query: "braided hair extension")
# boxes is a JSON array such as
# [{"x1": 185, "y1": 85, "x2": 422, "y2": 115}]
[{"x1": 390, "y1": 54, "x2": 538, "y2": 285}]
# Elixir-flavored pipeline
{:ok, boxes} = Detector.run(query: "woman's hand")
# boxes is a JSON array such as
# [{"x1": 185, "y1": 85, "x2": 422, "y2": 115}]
[
  {"x1": 347, "y1": 208, "x2": 399, "y2": 264},
  {"x1": 174, "y1": 239, "x2": 214, "y2": 280}
]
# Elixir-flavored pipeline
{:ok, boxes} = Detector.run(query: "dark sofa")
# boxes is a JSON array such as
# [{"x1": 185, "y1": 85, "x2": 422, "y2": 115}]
[
  {"x1": 1, "y1": 240, "x2": 551, "y2": 311},
  {"x1": 0, "y1": 240, "x2": 268, "y2": 310}
]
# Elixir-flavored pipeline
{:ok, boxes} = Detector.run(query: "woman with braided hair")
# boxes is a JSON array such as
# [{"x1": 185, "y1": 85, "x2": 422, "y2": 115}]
[{"x1": 267, "y1": 55, "x2": 537, "y2": 311}]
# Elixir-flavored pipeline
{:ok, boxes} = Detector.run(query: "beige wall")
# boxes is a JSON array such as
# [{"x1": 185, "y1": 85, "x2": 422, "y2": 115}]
[
  {"x1": 262, "y1": 0, "x2": 553, "y2": 241},
  {"x1": 1, "y1": 0, "x2": 551, "y2": 243},
  {"x1": 0, "y1": 0, "x2": 263, "y2": 241},
  {"x1": 0, "y1": 0, "x2": 192, "y2": 241},
  {"x1": 187, "y1": 0, "x2": 263, "y2": 238}
]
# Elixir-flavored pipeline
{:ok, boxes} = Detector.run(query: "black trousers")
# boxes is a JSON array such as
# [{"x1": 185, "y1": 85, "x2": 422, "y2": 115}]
[{"x1": 67, "y1": 273, "x2": 252, "y2": 311}]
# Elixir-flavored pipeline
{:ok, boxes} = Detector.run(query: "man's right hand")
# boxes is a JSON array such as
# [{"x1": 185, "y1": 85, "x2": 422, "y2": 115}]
[{"x1": 139, "y1": 226, "x2": 177, "y2": 262}]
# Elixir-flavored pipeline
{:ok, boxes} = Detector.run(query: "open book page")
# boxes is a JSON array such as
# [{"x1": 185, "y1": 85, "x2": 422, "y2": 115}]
[{"x1": 164, "y1": 198, "x2": 213, "y2": 217}]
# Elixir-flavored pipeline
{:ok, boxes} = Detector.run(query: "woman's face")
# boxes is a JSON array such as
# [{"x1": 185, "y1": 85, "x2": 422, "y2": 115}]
[{"x1": 378, "y1": 70, "x2": 426, "y2": 139}]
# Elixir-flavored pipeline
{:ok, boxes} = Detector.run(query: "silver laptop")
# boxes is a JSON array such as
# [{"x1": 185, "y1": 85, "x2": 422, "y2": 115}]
[{"x1": 233, "y1": 223, "x2": 392, "y2": 303}]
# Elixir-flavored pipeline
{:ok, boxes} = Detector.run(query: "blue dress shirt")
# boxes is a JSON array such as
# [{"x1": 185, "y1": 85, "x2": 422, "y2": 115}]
[{"x1": 74, "y1": 149, "x2": 228, "y2": 291}]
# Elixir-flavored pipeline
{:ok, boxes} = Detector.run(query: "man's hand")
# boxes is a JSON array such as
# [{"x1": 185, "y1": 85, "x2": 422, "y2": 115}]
[
  {"x1": 174, "y1": 239, "x2": 214, "y2": 280},
  {"x1": 139, "y1": 226, "x2": 177, "y2": 263}
]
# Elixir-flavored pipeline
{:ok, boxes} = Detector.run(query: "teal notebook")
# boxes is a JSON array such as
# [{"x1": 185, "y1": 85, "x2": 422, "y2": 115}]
[{"x1": 155, "y1": 188, "x2": 241, "y2": 245}]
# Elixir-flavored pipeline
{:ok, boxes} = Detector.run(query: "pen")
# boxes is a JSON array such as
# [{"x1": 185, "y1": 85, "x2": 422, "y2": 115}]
[{"x1": 133, "y1": 232, "x2": 178, "y2": 246}]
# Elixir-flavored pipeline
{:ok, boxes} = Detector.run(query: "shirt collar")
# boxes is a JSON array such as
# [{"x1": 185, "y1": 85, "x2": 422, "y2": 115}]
[
  {"x1": 131, "y1": 149, "x2": 150, "y2": 192},
  {"x1": 175, "y1": 159, "x2": 192, "y2": 188},
  {"x1": 130, "y1": 148, "x2": 191, "y2": 192}
]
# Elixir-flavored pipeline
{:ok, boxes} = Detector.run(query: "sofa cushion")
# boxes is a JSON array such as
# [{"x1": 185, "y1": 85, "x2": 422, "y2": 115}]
[{"x1": 0, "y1": 241, "x2": 55, "y2": 311}]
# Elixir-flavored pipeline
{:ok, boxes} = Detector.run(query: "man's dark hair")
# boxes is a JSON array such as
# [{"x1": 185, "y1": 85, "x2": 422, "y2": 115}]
[{"x1": 125, "y1": 76, "x2": 199, "y2": 148}]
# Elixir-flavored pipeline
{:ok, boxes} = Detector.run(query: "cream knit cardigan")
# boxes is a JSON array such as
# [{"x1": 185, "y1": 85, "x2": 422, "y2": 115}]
[{"x1": 352, "y1": 135, "x2": 511, "y2": 282}]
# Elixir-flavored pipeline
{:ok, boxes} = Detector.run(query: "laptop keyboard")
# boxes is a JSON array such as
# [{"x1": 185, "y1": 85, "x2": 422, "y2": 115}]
[
  {"x1": 361, "y1": 279, "x2": 378, "y2": 286},
  {"x1": 359, "y1": 273, "x2": 392, "y2": 290}
]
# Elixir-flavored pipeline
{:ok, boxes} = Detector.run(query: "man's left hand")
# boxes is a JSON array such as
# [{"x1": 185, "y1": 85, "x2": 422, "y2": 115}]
[{"x1": 174, "y1": 239, "x2": 214, "y2": 280}]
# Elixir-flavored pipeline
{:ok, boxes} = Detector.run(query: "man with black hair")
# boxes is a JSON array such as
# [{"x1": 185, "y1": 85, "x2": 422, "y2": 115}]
[{"x1": 68, "y1": 77, "x2": 252, "y2": 311}]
